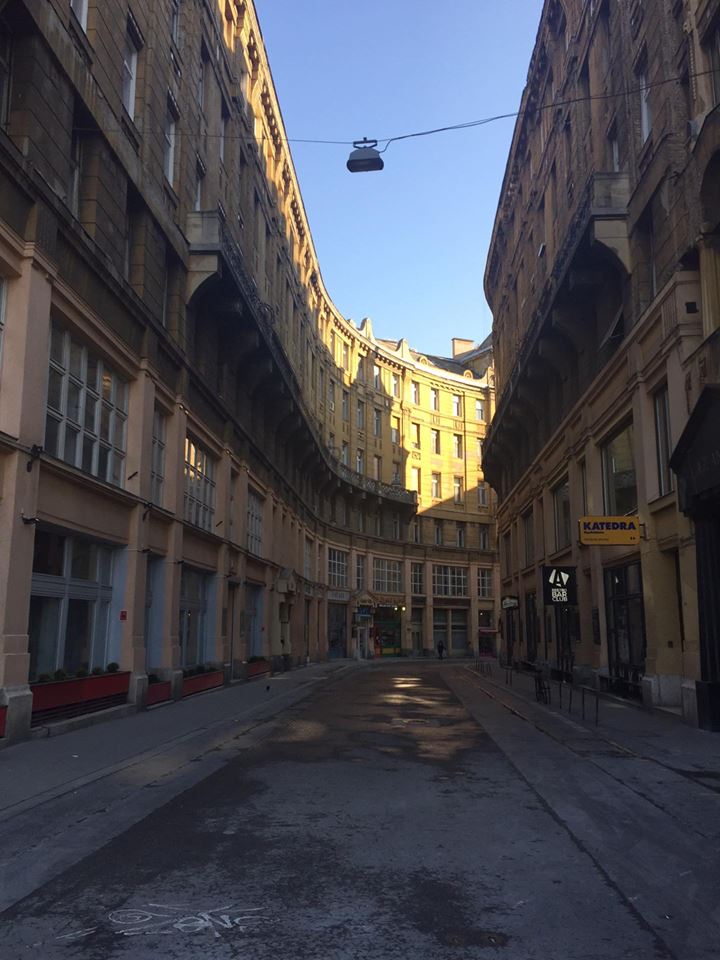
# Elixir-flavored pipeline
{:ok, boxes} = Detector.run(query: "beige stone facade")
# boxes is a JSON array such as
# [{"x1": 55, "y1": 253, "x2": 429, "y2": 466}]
[
  {"x1": 483, "y1": 0, "x2": 720, "y2": 727},
  {"x1": 0, "y1": 0, "x2": 498, "y2": 743}
]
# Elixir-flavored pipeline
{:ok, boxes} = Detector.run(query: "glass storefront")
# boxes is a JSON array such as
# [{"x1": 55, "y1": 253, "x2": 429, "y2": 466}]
[{"x1": 604, "y1": 560, "x2": 646, "y2": 690}]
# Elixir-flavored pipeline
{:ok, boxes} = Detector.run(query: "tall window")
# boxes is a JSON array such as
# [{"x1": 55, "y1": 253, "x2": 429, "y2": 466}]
[
  {"x1": 391, "y1": 417, "x2": 400, "y2": 444},
  {"x1": 356, "y1": 448, "x2": 364, "y2": 473},
  {"x1": 457, "y1": 522, "x2": 466, "y2": 547},
  {"x1": 452, "y1": 394, "x2": 462, "y2": 417},
  {"x1": 122, "y1": 28, "x2": 140, "y2": 119},
  {"x1": 476, "y1": 437, "x2": 483, "y2": 462},
  {"x1": 356, "y1": 399, "x2": 365, "y2": 429},
  {"x1": 0, "y1": 20, "x2": 9, "y2": 128},
  {"x1": 411, "y1": 381, "x2": 420, "y2": 404},
  {"x1": 431, "y1": 472, "x2": 441, "y2": 499},
  {"x1": 163, "y1": 98, "x2": 178, "y2": 184},
  {"x1": 453, "y1": 476, "x2": 464, "y2": 504},
  {"x1": 328, "y1": 548, "x2": 348, "y2": 588},
  {"x1": 523, "y1": 508, "x2": 534, "y2": 567},
  {"x1": 170, "y1": 0, "x2": 181, "y2": 45},
  {"x1": 150, "y1": 406, "x2": 166, "y2": 505},
  {"x1": 478, "y1": 568, "x2": 492, "y2": 599},
  {"x1": 711, "y1": 26, "x2": 720, "y2": 107},
  {"x1": 28, "y1": 531, "x2": 115, "y2": 680},
  {"x1": 45, "y1": 325, "x2": 128, "y2": 487},
  {"x1": 654, "y1": 386, "x2": 673, "y2": 497},
  {"x1": 184, "y1": 436, "x2": 216, "y2": 531},
  {"x1": 341, "y1": 441, "x2": 349, "y2": 466},
  {"x1": 373, "y1": 558, "x2": 402, "y2": 593},
  {"x1": 553, "y1": 478, "x2": 571, "y2": 550},
  {"x1": 430, "y1": 387, "x2": 439, "y2": 411},
  {"x1": 373, "y1": 408, "x2": 382, "y2": 437},
  {"x1": 70, "y1": 0, "x2": 88, "y2": 31},
  {"x1": 342, "y1": 391, "x2": 349, "y2": 421},
  {"x1": 247, "y1": 489, "x2": 263, "y2": 556},
  {"x1": 434, "y1": 520, "x2": 443, "y2": 546},
  {"x1": 453, "y1": 434, "x2": 463, "y2": 458},
  {"x1": 479, "y1": 524, "x2": 490, "y2": 551},
  {"x1": 356, "y1": 356, "x2": 365, "y2": 382},
  {"x1": 602, "y1": 422, "x2": 637, "y2": 515},
  {"x1": 373, "y1": 364, "x2": 381, "y2": 390},
  {"x1": 432, "y1": 565, "x2": 468, "y2": 597},
  {"x1": 194, "y1": 161, "x2": 204, "y2": 211},
  {"x1": 356, "y1": 554, "x2": 365, "y2": 591},
  {"x1": 391, "y1": 372, "x2": 400, "y2": 397},
  {"x1": 475, "y1": 398, "x2": 485, "y2": 421},
  {"x1": 638, "y1": 68, "x2": 652, "y2": 143},
  {"x1": 478, "y1": 480, "x2": 488, "y2": 508},
  {"x1": 374, "y1": 455, "x2": 382, "y2": 481},
  {"x1": 411, "y1": 422, "x2": 421, "y2": 449},
  {"x1": 411, "y1": 562, "x2": 424, "y2": 595},
  {"x1": 431, "y1": 429, "x2": 440, "y2": 454},
  {"x1": 342, "y1": 342, "x2": 349, "y2": 370},
  {"x1": 304, "y1": 538, "x2": 313, "y2": 579}
]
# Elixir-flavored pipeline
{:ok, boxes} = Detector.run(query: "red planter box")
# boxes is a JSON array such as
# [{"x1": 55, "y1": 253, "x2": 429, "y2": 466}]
[
  {"x1": 0, "y1": 706, "x2": 6, "y2": 738},
  {"x1": 147, "y1": 681, "x2": 172, "y2": 706},
  {"x1": 181, "y1": 670, "x2": 224, "y2": 697},
  {"x1": 31, "y1": 672, "x2": 131, "y2": 713},
  {"x1": 246, "y1": 660, "x2": 271, "y2": 679}
]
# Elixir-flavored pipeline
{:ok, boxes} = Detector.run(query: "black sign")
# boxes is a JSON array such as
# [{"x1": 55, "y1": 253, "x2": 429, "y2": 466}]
[{"x1": 542, "y1": 565, "x2": 577, "y2": 606}]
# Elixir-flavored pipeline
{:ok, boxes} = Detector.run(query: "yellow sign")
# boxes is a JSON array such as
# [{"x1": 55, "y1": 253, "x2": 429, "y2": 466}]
[{"x1": 579, "y1": 516, "x2": 641, "y2": 545}]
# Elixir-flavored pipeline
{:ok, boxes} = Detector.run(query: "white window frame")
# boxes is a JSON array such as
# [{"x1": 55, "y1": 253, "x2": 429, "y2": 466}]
[
  {"x1": 163, "y1": 100, "x2": 177, "y2": 184},
  {"x1": 247, "y1": 489, "x2": 263, "y2": 556},
  {"x1": 452, "y1": 394, "x2": 462, "y2": 417},
  {"x1": 372, "y1": 558, "x2": 402, "y2": 594},
  {"x1": 122, "y1": 30, "x2": 139, "y2": 119},
  {"x1": 475, "y1": 398, "x2": 485, "y2": 421},
  {"x1": 432, "y1": 565, "x2": 468, "y2": 597},
  {"x1": 391, "y1": 372, "x2": 400, "y2": 397},
  {"x1": 356, "y1": 554, "x2": 365, "y2": 591},
  {"x1": 478, "y1": 568, "x2": 492, "y2": 599},
  {"x1": 639, "y1": 70, "x2": 652, "y2": 143},
  {"x1": 430, "y1": 388, "x2": 439, "y2": 411},
  {"x1": 411, "y1": 562, "x2": 424, "y2": 595},
  {"x1": 183, "y1": 436, "x2": 216, "y2": 531},
  {"x1": 328, "y1": 548, "x2": 348, "y2": 588},
  {"x1": 150, "y1": 406, "x2": 166, "y2": 505},
  {"x1": 411, "y1": 381, "x2": 420, "y2": 404}
]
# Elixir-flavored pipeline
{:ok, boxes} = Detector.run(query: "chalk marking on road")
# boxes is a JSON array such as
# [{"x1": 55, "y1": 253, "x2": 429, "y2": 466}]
[{"x1": 55, "y1": 927, "x2": 97, "y2": 941}]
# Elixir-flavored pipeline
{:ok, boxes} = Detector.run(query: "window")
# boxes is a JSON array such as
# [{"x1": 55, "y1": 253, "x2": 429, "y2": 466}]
[
  {"x1": 452, "y1": 394, "x2": 462, "y2": 417},
  {"x1": 219, "y1": 101, "x2": 229, "y2": 164},
  {"x1": 342, "y1": 391, "x2": 349, "y2": 422},
  {"x1": 478, "y1": 568, "x2": 492, "y2": 599},
  {"x1": 329, "y1": 330, "x2": 336, "y2": 359},
  {"x1": 432, "y1": 565, "x2": 468, "y2": 597},
  {"x1": 122, "y1": 28, "x2": 140, "y2": 119},
  {"x1": 373, "y1": 364, "x2": 381, "y2": 390},
  {"x1": 328, "y1": 379, "x2": 335, "y2": 408},
  {"x1": 430, "y1": 388, "x2": 439, "y2": 411},
  {"x1": 374, "y1": 455, "x2": 382, "y2": 481},
  {"x1": 150, "y1": 406, "x2": 166, "y2": 505},
  {"x1": 170, "y1": 0, "x2": 181, "y2": 45},
  {"x1": 523, "y1": 509, "x2": 534, "y2": 567},
  {"x1": 453, "y1": 476, "x2": 464, "y2": 504},
  {"x1": 391, "y1": 417, "x2": 400, "y2": 444},
  {"x1": 247, "y1": 489, "x2": 263, "y2": 556},
  {"x1": 434, "y1": 520, "x2": 443, "y2": 546},
  {"x1": 431, "y1": 429, "x2": 440, "y2": 454},
  {"x1": 0, "y1": 19, "x2": 9, "y2": 128},
  {"x1": 411, "y1": 422, "x2": 421, "y2": 449},
  {"x1": 411, "y1": 562, "x2": 424, "y2": 595},
  {"x1": 68, "y1": 125, "x2": 83, "y2": 217},
  {"x1": 410, "y1": 466, "x2": 420, "y2": 492},
  {"x1": 476, "y1": 437, "x2": 483, "y2": 463},
  {"x1": 45, "y1": 325, "x2": 128, "y2": 487},
  {"x1": 391, "y1": 373, "x2": 400, "y2": 397},
  {"x1": 163, "y1": 98, "x2": 178, "y2": 184},
  {"x1": 29, "y1": 531, "x2": 115, "y2": 680},
  {"x1": 356, "y1": 448, "x2": 364, "y2": 473},
  {"x1": 373, "y1": 558, "x2": 402, "y2": 593},
  {"x1": 711, "y1": 25, "x2": 720, "y2": 107},
  {"x1": 70, "y1": 0, "x2": 88, "y2": 31},
  {"x1": 183, "y1": 436, "x2": 216, "y2": 531},
  {"x1": 0, "y1": 278, "x2": 6, "y2": 358},
  {"x1": 392, "y1": 461, "x2": 401, "y2": 483},
  {"x1": 479, "y1": 524, "x2": 490, "y2": 551},
  {"x1": 373, "y1": 408, "x2": 382, "y2": 437},
  {"x1": 194, "y1": 160, "x2": 205, "y2": 211},
  {"x1": 342, "y1": 342, "x2": 349, "y2": 370},
  {"x1": 602, "y1": 422, "x2": 637, "y2": 515},
  {"x1": 356, "y1": 356, "x2": 365, "y2": 382},
  {"x1": 502, "y1": 530, "x2": 511, "y2": 577},
  {"x1": 553, "y1": 478, "x2": 572, "y2": 550},
  {"x1": 453, "y1": 434, "x2": 463, "y2": 458},
  {"x1": 638, "y1": 69, "x2": 652, "y2": 143},
  {"x1": 654, "y1": 386, "x2": 673, "y2": 497},
  {"x1": 431, "y1": 472, "x2": 441, "y2": 499},
  {"x1": 457, "y1": 522, "x2": 466, "y2": 547},
  {"x1": 475, "y1": 399, "x2": 485, "y2": 421},
  {"x1": 356, "y1": 399, "x2": 365, "y2": 430},
  {"x1": 179, "y1": 567, "x2": 209, "y2": 667},
  {"x1": 328, "y1": 548, "x2": 348, "y2": 588},
  {"x1": 197, "y1": 49, "x2": 206, "y2": 110},
  {"x1": 411, "y1": 381, "x2": 420, "y2": 404},
  {"x1": 356, "y1": 554, "x2": 366, "y2": 591},
  {"x1": 304, "y1": 538, "x2": 313, "y2": 579},
  {"x1": 478, "y1": 480, "x2": 488, "y2": 508},
  {"x1": 341, "y1": 441, "x2": 349, "y2": 466}
]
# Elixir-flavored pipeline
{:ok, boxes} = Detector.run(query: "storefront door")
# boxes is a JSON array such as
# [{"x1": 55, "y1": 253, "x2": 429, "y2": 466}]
[
  {"x1": 604, "y1": 561, "x2": 646, "y2": 686},
  {"x1": 328, "y1": 602, "x2": 347, "y2": 659}
]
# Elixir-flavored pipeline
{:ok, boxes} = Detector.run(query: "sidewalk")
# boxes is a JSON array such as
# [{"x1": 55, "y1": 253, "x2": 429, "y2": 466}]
[
  {"x1": 0, "y1": 660, "x2": 358, "y2": 818},
  {"x1": 465, "y1": 663, "x2": 720, "y2": 776}
]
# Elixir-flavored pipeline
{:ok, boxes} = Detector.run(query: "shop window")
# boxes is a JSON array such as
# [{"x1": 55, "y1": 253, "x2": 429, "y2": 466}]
[
  {"x1": 328, "y1": 548, "x2": 348, "y2": 588},
  {"x1": 183, "y1": 435, "x2": 216, "y2": 531},
  {"x1": 179, "y1": 567, "x2": 210, "y2": 667},
  {"x1": 28, "y1": 531, "x2": 115, "y2": 680},
  {"x1": 432, "y1": 565, "x2": 468, "y2": 597},
  {"x1": 602, "y1": 422, "x2": 637, "y2": 515},
  {"x1": 373, "y1": 558, "x2": 402, "y2": 593},
  {"x1": 411, "y1": 562, "x2": 424, "y2": 595},
  {"x1": 45, "y1": 325, "x2": 128, "y2": 487}
]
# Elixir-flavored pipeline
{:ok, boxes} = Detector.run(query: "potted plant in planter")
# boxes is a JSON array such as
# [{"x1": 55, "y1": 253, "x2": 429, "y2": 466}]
[
  {"x1": 181, "y1": 662, "x2": 225, "y2": 697},
  {"x1": 146, "y1": 672, "x2": 173, "y2": 707},
  {"x1": 245, "y1": 656, "x2": 271, "y2": 680},
  {"x1": 30, "y1": 663, "x2": 131, "y2": 723}
]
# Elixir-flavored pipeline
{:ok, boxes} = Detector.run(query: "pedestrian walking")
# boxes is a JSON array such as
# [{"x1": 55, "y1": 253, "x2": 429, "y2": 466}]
[{"x1": 437, "y1": 640, "x2": 445, "y2": 661}]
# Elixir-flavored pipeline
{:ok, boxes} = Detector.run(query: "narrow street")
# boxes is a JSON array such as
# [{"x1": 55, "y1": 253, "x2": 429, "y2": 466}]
[{"x1": 1, "y1": 664, "x2": 719, "y2": 960}]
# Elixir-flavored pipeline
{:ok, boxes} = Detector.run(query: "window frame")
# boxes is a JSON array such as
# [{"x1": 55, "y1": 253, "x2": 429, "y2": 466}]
[
  {"x1": 122, "y1": 28, "x2": 140, "y2": 120},
  {"x1": 553, "y1": 478, "x2": 572, "y2": 551},
  {"x1": 183, "y1": 435, "x2": 216, "y2": 531},
  {"x1": 654, "y1": 385, "x2": 673, "y2": 497}
]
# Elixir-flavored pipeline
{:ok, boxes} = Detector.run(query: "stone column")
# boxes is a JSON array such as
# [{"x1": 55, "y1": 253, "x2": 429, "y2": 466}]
[{"x1": 699, "y1": 234, "x2": 720, "y2": 340}]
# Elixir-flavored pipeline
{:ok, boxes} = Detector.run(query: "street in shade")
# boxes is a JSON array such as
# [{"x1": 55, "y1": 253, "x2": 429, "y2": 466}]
[{"x1": 1, "y1": 662, "x2": 719, "y2": 959}]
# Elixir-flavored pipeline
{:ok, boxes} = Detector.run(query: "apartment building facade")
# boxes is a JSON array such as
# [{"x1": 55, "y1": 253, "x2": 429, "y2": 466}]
[
  {"x1": 0, "y1": 0, "x2": 498, "y2": 743},
  {"x1": 482, "y1": 0, "x2": 720, "y2": 728}
]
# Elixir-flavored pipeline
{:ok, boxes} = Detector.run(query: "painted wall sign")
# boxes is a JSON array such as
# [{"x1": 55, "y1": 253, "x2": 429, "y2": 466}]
[
  {"x1": 542, "y1": 566, "x2": 578, "y2": 605},
  {"x1": 579, "y1": 516, "x2": 641, "y2": 545},
  {"x1": 501, "y1": 596, "x2": 519, "y2": 610}
]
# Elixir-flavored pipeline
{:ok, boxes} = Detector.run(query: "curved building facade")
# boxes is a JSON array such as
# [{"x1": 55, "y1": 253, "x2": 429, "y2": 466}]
[{"x1": 0, "y1": 0, "x2": 497, "y2": 742}]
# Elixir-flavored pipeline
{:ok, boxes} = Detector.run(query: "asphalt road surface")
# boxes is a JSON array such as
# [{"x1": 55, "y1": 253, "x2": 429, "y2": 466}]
[{"x1": 1, "y1": 664, "x2": 719, "y2": 959}]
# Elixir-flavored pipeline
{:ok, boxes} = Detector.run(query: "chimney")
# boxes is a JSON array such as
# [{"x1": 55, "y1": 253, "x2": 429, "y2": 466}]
[{"x1": 451, "y1": 338, "x2": 475, "y2": 358}]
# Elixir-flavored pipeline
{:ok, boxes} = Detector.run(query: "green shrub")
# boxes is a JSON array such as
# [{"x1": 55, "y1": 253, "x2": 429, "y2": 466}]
[
  {"x1": 36, "y1": 673, "x2": 52, "y2": 684},
  {"x1": 247, "y1": 655, "x2": 267, "y2": 664},
  {"x1": 91, "y1": 667, "x2": 103, "y2": 676},
  {"x1": 53, "y1": 669, "x2": 68, "y2": 681},
  {"x1": 106, "y1": 662, "x2": 119, "y2": 673},
  {"x1": 75, "y1": 667, "x2": 88, "y2": 678}
]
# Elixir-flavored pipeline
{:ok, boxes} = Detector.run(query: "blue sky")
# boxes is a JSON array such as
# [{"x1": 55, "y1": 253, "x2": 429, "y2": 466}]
[{"x1": 254, "y1": 0, "x2": 541, "y2": 358}]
